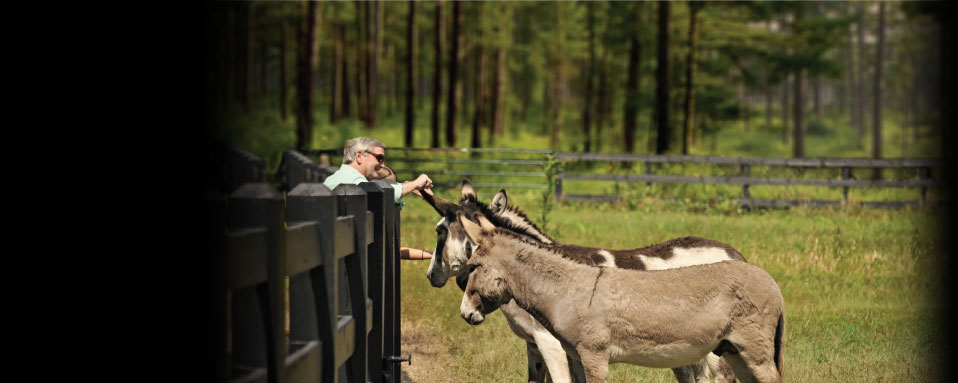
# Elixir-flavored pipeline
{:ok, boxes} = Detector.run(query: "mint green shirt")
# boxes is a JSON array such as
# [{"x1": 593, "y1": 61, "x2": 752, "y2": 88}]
[{"x1": 323, "y1": 164, "x2": 404, "y2": 210}]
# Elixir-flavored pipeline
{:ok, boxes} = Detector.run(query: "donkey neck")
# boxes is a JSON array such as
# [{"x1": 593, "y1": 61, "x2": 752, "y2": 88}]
[{"x1": 487, "y1": 233, "x2": 598, "y2": 325}]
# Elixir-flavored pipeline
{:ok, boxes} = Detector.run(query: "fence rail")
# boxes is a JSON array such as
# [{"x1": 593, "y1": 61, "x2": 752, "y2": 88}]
[
  {"x1": 210, "y1": 145, "x2": 405, "y2": 383},
  {"x1": 302, "y1": 147, "x2": 941, "y2": 208}
]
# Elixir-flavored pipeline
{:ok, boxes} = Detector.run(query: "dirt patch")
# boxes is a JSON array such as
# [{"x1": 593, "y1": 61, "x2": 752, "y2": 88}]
[{"x1": 400, "y1": 320, "x2": 457, "y2": 383}]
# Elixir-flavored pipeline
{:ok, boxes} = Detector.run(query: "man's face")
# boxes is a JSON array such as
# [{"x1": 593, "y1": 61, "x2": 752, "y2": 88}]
[{"x1": 357, "y1": 146, "x2": 385, "y2": 179}]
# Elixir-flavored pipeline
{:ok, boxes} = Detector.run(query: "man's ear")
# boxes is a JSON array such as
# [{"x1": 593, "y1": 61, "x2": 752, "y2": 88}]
[
  {"x1": 458, "y1": 212, "x2": 484, "y2": 244},
  {"x1": 477, "y1": 214, "x2": 497, "y2": 232},
  {"x1": 490, "y1": 189, "x2": 508, "y2": 213},
  {"x1": 461, "y1": 178, "x2": 477, "y2": 200}
]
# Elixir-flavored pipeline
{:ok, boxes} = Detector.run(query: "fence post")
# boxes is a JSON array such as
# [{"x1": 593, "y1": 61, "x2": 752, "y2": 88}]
[
  {"x1": 842, "y1": 167, "x2": 851, "y2": 204},
  {"x1": 335, "y1": 184, "x2": 370, "y2": 383},
  {"x1": 207, "y1": 187, "x2": 229, "y2": 383},
  {"x1": 645, "y1": 161, "x2": 653, "y2": 186},
  {"x1": 742, "y1": 164, "x2": 751, "y2": 200},
  {"x1": 286, "y1": 183, "x2": 341, "y2": 383},
  {"x1": 379, "y1": 187, "x2": 401, "y2": 383},
  {"x1": 361, "y1": 181, "x2": 390, "y2": 383},
  {"x1": 229, "y1": 183, "x2": 287, "y2": 383},
  {"x1": 920, "y1": 167, "x2": 929, "y2": 206}
]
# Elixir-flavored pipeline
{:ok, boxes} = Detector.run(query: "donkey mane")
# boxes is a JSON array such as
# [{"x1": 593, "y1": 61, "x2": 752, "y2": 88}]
[{"x1": 459, "y1": 194, "x2": 556, "y2": 244}]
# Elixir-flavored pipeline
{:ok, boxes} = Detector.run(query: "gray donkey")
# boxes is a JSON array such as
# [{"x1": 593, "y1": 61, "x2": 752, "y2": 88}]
[
  {"x1": 457, "y1": 213, "x2": 786, "y2": 383},
  {"x1": 421, "y1": 180, "x2": 742, "y2": 383}
]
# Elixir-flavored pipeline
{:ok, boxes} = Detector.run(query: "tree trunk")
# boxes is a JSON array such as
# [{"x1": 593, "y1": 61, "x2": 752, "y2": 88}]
[
  {"x1": 655, "y1": 1, "x2": 671, "y2": 154},
  {"x1": 548, "y1": 59, "x2": 564, "y2": 150},
  {"x1": 227, "y1": 7, "x2": 236, "y2": 109},
  {"x1": 342, "y1": 24, "x2": 352, "y2": 119},
  {"x1": 280, "y1": 20, "x2": 288, "y2": 121},
  {"x1": 367, "y1": 0, "x2": 380, "y2": 129},
  {"x1": 765, "y1": 85, "x2": 772, "y2": 129},
  {"x1": 840, "y1": 2, "x2": 852, "y2": 116},
  {"x1": 596, "y1": 44, "x2": 610, "y2": 152},
  {"x1": 623, "y1": 34, "x2": 641, "y2": 154},
  {"x1": 355, "y1": 1, "x2": 368, "y2": 124},
  {"x1": 259, "y1": 20, "x2": 268, "y2": 101},
  {"x1": 405, "y1": 1, "x2": 418, "y2": 147},
  {"x1": 781, "y1": 76, "x2": 790, "y2": 145},
  {"x1": 682, "y1": 2, "x2": 702, "y2": 155},
  {"x1": 738, "y1": 82, "x2": 752, "y2": 133},
  {"x1": 445, "y1": 0, "x2": 463, "y2": 147},
  {"x1": 472, "y1": 20, "x2": 486, "y2": 149},
  {"x1": 856, "y1": 2, "x2": 866, "y2": 139},
  {"x1": 491, "y1": 46, "x2": 506, "y2": 138},
  {"x1": 812, "y1": 76, "x2": 821, "y2": 118},
  {"x1": 296, "y1": 1, "x2": 317, "y2": 151},
  {"x1": 583, "y1": 1, "x2": 596, "y2": 152},
  {"x1": 431, "y1": 1, "x2": 444, "y2": 148},
  {"x1": 793, "y1": 69, "x2": 806, "y2": 158},
  {"x1": 243, "y1": 3, "x2": 253, "y2": 112},
  {"x1": 872, "y1": 2, "x2": 885, "y2": 178}
]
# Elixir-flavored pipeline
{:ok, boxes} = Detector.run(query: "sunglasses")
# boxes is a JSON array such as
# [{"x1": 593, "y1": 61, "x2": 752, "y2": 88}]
[{"x1": 364, "y1": 151, "x2": 385, "y2": 163}]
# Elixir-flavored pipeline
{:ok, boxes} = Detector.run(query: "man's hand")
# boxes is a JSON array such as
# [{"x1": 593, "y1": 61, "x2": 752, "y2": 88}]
[
  {"x1": 414, "y1": 174, "x2": 433, "y2": 190},
  {"x1": 402, "y1": 174, "x2": 434, "y2": 198}
]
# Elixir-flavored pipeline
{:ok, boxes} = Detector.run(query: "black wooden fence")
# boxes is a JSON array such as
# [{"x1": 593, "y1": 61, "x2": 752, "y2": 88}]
[{"x1": 209, "y1": 145, "x2": 406, "y2": 383}]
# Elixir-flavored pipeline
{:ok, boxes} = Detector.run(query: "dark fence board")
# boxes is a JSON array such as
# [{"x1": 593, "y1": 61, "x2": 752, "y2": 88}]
[{"x1": 284, "y1": 222, "x2": 322, "y2": 276}]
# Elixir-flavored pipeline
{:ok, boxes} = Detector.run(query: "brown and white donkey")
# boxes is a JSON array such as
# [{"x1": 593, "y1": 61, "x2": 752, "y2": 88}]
[{"x1": 422, "y1": 180, "x2": 748, "y2": 383}]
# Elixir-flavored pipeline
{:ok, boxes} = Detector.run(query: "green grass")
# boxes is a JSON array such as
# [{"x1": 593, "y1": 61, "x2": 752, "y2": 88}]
[{"x1": 397, "y1": 188, "x2": 946, "y2": 383}]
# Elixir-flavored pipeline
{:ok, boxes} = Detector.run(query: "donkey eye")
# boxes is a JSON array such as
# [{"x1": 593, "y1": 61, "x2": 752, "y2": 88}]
[{"x1": 468, "y1": 264, "x2": 479, "y2": 273}]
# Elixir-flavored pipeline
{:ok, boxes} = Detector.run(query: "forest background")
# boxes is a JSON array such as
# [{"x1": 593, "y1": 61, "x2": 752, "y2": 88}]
[{"x1": 203, "y1": 1, "x2": 945, "y2": 168}]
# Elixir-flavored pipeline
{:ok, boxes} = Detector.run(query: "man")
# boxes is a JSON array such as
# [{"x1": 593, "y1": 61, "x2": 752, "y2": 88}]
[{"x1": 323, "y1": 137, "x2": 433, "y2": 210}]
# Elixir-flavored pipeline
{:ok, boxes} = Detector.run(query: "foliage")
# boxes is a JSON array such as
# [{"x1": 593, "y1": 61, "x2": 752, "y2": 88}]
[{"x1": 538, "y1": 152, "x2": 563, "y2": 235}]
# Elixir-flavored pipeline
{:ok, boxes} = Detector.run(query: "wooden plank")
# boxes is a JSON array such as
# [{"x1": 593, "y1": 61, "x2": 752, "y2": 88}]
[
  {"x1": 366, "y1": 211, "x2": 375, "y2": 246},
  {"x1": 335, "y1": 315, "x2": 356, "y2": 367},
  {"x1": 425, "y1": 169, "x2": 546, "y2": 177},
  {"x1": 229, "y1": 366, "x2": 268, "y2": 383},
  {"x1": 366, "y1": 298, "x2": 374, "y2": 335},
  {"x1": 557, "y1": 173, "x2": 938, "y2": 188},
  {"x1": 285, "y1": 340, "x2": 322, "y2": 383},
  {"x1": 398, "y1": 158, "x2": 546, "y2": 166},
  {"x1": 555, "y1": 152, "x2": 942, "y2": 168},
  {"x1": 285, "y1": 221, "x2": 322, "y2": 276},
  {"x1": 227, "y1": 228, "x2": 268, "y2": 289},
  {"x1": 559, "y1": 193, "x2": 622, "y2": 202},
  {"x1": 334, "y1": 216, "x2": 355, "y2": 260},
  {"x1": 433, "y1": 182, "x2": 549, "y2": 189}
]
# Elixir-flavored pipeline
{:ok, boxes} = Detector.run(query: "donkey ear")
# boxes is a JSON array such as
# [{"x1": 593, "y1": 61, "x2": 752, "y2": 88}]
[
  {"x1": 489, "y1": 189, "x2": 508, "y2": 213},
  {"x1": 476, "y1": 214, "x2": 497, "y2": 233},
  {"x1": 458, "y1": 212, "x2": 485, "y2": 244},
  {"x1": 421, "y1": 190, "x2": 459, "y2": 216},
  {"x1": 461, "y1": 178, "x2": 477, "y2": 200}
]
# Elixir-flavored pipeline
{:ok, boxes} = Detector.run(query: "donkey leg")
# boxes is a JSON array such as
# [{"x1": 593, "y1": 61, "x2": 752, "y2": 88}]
[
  {"x1": 526, "y1": 341, "x2": 543, "y2": 383},
  {"x1": 707, "y1": 354, "x2": 738, "y2": 383},
  {"x1": 569, "y1": 356, "x2": 586, "y2": 383},
  {"x1": 719, "y1": 345, "x2": 779, "y2": 383},
  {"x1": 532, "y1": 330, "x2": 573, "y2": 383},
  {"x1": 574, "y1": 347, "x2": 609, "y2": 383},
  {"x1": 670, "y1": 366, "x2": 694, "y2": 383},
  {"x1": 671, "y1": 359, "x2": 712, "y2": 383}
]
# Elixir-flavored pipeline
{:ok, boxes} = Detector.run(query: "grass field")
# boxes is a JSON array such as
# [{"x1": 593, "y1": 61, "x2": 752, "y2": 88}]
[{"x1": 396, "y1": 188, "x2": 946, "y2": 383}]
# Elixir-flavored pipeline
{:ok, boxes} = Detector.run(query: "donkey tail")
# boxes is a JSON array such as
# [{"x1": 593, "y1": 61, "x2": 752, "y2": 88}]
[{"x1": 774, "y1": 312, "x2": 785, "y2": 379}]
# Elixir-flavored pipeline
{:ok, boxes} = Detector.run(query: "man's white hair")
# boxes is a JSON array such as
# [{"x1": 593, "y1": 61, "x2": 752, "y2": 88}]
[{"x1": 342, "y1": 137, "x2": 386, "y2": 164}]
